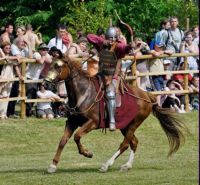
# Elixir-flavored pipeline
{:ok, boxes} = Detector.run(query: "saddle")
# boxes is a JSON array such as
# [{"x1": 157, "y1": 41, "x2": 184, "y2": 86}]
[{"x1": 92, "y1": 75, "x2": 138, "y2": 129}]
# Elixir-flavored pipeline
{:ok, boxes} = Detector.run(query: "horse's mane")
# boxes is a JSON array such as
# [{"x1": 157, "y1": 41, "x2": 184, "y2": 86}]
[{"x1": 63, "y1": 57, "x2": 91, "y2": 78}]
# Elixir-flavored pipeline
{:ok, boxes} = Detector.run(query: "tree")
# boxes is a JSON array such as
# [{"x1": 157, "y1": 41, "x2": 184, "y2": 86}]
[{"x1": 0, "y1": 0, "x2": 198, "y2": 42}]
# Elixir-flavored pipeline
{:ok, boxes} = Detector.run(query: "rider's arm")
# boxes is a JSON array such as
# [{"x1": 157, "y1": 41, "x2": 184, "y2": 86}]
[{"x1": 87, "y1": 34, "x2": 104, "y2": 52}]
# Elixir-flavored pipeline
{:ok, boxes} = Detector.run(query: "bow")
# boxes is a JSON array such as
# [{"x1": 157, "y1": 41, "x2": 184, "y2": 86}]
[
  {"x1": 115, "y1": 10, "x2": 134, "y2": 44},
  {"x1": 115, "y1": 10, "x2": 136, "y2": 78}
]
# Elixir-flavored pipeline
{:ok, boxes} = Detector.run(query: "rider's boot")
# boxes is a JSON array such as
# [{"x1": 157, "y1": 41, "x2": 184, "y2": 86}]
[{"x1": 107, "y1": 90, "x2": 116, "y2": 131}]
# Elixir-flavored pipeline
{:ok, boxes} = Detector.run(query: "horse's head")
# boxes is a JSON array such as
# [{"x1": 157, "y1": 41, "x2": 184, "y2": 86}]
[
  {"x1": 43, "y1": 59, "x2": 70, "y2": 92},
  {"x1": 45, "y1": 59, "x2": 70, "y2": 83}
]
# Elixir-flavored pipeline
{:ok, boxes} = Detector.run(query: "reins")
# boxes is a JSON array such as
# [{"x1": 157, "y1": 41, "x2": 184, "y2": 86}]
[
  {"x1": 120, "y1": 77, "x2": 156, "y2": 104},
  {"x1": 66, "y1": 81, "x2": 104, "y2": 115},
  {"x1": 125, "y1": 91, "x2": 156, "y2": 104}
]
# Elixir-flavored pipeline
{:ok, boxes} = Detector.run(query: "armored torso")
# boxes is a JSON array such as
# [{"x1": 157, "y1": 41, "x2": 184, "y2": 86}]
[{"x1": 99, "y1": 49, "x2": 118, "y2": 76}]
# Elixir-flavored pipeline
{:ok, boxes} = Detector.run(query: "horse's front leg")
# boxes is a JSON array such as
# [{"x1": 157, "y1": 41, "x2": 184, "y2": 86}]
[
  {"x1": 74, "y1": 119, "x2": 97, "y2": 158},
  {"x1": 47, "y1": 124, "x2": 75, "y2": 173}
]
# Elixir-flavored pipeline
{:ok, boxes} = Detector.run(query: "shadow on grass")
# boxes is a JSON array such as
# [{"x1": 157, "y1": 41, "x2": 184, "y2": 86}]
[{"x1": 0, "y1": 167, "x2": 119, "y2": 175}]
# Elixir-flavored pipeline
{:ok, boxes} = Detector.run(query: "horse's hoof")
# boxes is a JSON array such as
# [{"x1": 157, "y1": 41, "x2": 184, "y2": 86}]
[
  {"x1": 99, "y1": 164, "x2": 108, "y2": 173},
  {"x1": 82, "y1": 151, "x2": 93, "y2": 158},
  {"x1": 120, "y1": 164, "x2": 132, "y2": 172},
  {"x1": 47, "y1": 164, "x2": 57, "y2": 173},
  {"x1": 87, "y1": 152, "x2": 93, "y2": 158}
]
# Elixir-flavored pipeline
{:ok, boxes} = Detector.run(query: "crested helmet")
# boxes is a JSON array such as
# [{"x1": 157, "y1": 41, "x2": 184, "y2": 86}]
[{"x1": 105, "y1": 27, "x2": 118, "y2": 40}]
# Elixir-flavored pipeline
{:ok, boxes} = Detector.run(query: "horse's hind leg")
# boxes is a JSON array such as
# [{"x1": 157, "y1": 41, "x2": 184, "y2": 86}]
[
  {"x1": 99, "y1": 124, "x2": 139, "y2": 173},
  {"x1": 74, "y1": 119, "x2": 97, "y2": 158},
  {"x1": 120, "y1": 135, "x2": 138, "y2": 172},
  {"x1": 47, "y1": 125, "x2": 75, "y2": 173},
  {"x1": 99, "y1": 136, "x2": 130, "y2": 172}
]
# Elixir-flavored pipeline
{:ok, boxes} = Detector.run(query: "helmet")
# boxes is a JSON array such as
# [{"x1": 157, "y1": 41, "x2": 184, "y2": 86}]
[{"x1": 105, "y1": 27, "x2": 118, "y2": 40}]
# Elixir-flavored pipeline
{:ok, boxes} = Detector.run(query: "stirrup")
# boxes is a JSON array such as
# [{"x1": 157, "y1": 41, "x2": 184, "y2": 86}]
[{"x1": 109, "y1": 123, "x2": 116, "y2": 131}]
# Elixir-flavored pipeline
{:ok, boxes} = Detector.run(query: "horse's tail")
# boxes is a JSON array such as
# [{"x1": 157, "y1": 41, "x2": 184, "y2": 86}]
[{"x1": 152, "y1": 104, "x2": 189, "y2": 157}]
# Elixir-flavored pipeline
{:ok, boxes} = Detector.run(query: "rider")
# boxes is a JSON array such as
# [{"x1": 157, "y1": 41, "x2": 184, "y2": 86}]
[{"x1": 87, "y1": 27, "x2": 132, "y2": 131}]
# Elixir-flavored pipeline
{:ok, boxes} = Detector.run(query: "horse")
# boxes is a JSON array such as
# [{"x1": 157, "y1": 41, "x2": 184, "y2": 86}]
[{"x1": 44, "y1": 58, "x2": 188, "y2": 173}]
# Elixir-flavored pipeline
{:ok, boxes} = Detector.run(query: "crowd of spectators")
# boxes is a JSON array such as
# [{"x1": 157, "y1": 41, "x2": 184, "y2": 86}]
[{"x1": 0, "y1": 16, "x2": 199, "y2": 119}]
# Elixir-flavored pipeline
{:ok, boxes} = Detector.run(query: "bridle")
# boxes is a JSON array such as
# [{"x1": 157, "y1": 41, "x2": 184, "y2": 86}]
[{"x1": 49, "y1": 60, "x2": 104, "y2": 115}]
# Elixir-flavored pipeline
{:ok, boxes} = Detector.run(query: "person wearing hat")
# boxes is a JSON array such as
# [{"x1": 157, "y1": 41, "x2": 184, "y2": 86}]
[
  {"x1": 148, "y1": 41, "x2": 173, "y2": 105},
  {"x1": 48, "y1": 46, "x2": 65, "y2": 118},
  {"x1": 25, "y1": 43, "x2": 52, "y2": 116},
  {"x1": 49, "y1": 46, "x2": 63, "y2": 59}
]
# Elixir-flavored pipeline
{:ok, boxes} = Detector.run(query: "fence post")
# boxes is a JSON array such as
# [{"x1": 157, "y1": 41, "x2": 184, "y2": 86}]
[
  {"x1": 186, "y1": 18, "x2": 190, "y2": 31},
  {"x1": 183, "y1": 56, "x2": 189, "y2": 112},
  {"x1": 20, "y1": 60, "x2": 26, "y2": 118},
  {"x1": 131, "y1": 56, "x2": 137, "y2": 86}
]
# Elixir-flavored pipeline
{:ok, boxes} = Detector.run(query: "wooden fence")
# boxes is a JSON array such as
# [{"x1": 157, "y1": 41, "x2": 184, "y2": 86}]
[{"x1": 0, "y1": 52, "x2": 199, "y2": 118}]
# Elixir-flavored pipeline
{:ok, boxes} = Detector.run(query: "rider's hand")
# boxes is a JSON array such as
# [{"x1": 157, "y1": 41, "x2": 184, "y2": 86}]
[{"x1": 103, "y1": 40, "x2": 111, "y2": 46}]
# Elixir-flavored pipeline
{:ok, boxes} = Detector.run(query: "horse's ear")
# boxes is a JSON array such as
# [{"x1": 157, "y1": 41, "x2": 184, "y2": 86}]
[{"x1": 58, "y1": 63, "x2": 70, "y2": 80}]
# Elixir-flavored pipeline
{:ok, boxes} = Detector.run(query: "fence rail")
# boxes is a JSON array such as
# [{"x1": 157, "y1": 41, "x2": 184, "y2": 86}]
[{"x1": 0, "y1": 52, "x2": 199, "y2": 118}]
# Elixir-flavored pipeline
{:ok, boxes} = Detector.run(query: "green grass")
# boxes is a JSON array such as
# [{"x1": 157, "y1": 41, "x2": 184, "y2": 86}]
[{"x1": 0, "y1": 111, "x2": 198, "y2": 185}]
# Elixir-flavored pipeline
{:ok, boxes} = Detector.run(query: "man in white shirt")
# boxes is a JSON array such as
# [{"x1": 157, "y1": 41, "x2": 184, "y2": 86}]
[
  {"x1": 48, "y1": 24, "x2": 72, "y2": 54},
  {"x1": 26, "y1": 43, "x2": 52, "y2": 116}
]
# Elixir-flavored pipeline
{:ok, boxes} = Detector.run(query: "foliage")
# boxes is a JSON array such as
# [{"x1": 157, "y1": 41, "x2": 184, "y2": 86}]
[
  {"x1": 112, "y1": 0, "x2": 199, "y2": 40},
  {"x1": 0, "y1": 0, "x2": 198, "y2": 43},
  {"x1": 60, "y1": 0, "x2": 111, "y2": 40}
]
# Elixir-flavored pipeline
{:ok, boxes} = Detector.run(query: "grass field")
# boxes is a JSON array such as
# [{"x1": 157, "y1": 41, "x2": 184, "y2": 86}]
[{"x1": 0, "y1": 111, "x2": 198, "y2": 185}]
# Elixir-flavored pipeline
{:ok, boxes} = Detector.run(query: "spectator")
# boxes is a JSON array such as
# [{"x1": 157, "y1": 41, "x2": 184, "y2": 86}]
[
  {"x1": 132, "y1": 37, "x2": 152, "y2": 91},
  {"x1": 15, "y1": 26, "x2": 26, "y2": 37},
  {"x1": 149, "y1": 41, "x2": 173, "y2": 91},
  {"x1": 48, "y1": 46, "x2": 66, "y2": 117},
  {"x1": 13, "y1": 26, "x2": 26, "y2": 45},
  {"x1": 26, "y1": 43, "x2": 51, "y2": 116},
  {"x1": 36, "y1": 83, "x2": 60, "y2": 119},
  {"x1": 189, "y1": 76, "x2": 199, "y2": 110},
  {"x1": 180, "y1": 31, "x2": 199, "y2": 71},
  {"x1": 76, "y1": 29, "x2": 85, "y2": 40},
  {"x1": 148, "y1": 41, "x2": 173, "y2": 105},
  {"x1": 48, "y1": 46, "x2": 66, "y2": 96},
  {"x1": 48, "y1": 24, "x2": 73, "y2": 54},
  {"x1": 49, "y1": 46, "x2": 63, "y2": 60},
  {"x1": 162, "y1": 16, "x2": 184, "y2": 70},
  {"x1": 66, "y1": 36, "x2": 90, "y2": 70},
  {"x1": 172, "y1": 62, "x2": 193, "y2": 110},
  {"x1": 162, "y1": 79, "x2": 185, "y2": 113},
  {"x1": 150, "y1": 19, "x2": 170, "y2": 49},
  {"x1": 0, "y1": 42, "x2": 20, "y2": 119},
  {"x1": 163, "y1": 59, "x2": 172, "y2": 80},
  {"x1": 96, "y1": 27, "x2": 105, "y2": 39},
  {"x1": 156, "y1": 19, "x2": 171, "y2": 42},
  {"x1": 191, "y1": 25, "x2": 199, "y2": 46},
  {"x1": 24, "y1": 24, "x2": 43, "y2": 52},
  {"x1": 173, "y1": 62, "x2": 193, "y2": 86},
  {"x1": 0, "y1": 23, "x2": 14, "y2": 45},
  {"x1": 115, "y1": 27, "x2": 127, "y2": 44},
  {"x1": 7, "y1": 36, "x2": 33, "y2": 118}
]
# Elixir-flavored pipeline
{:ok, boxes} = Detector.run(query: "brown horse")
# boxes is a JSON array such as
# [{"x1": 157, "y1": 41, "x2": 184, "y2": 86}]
[{"x1": 45, "y1": 59, "x2": 188, "y2": 173}]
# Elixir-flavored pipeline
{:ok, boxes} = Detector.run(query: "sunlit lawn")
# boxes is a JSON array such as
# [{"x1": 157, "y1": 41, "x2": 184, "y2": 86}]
[{"x1": 0, "y1": 111, "x2": 198, "y2": 185}]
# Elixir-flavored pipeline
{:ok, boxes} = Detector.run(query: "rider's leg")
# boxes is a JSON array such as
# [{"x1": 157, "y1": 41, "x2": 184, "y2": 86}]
[{"x1": 106, "y1": 83, "x2": 116, "y2": 131}]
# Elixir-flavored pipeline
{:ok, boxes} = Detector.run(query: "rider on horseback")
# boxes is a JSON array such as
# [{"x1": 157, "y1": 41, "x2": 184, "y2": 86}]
[{"x1": 87, "y1": 27, "x2": 132, "y2": 131}]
